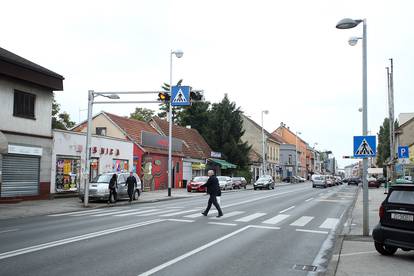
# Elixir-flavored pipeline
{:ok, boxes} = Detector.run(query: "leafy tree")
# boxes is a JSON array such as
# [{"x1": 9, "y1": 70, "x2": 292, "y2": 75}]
[
  {"x1": 52, "y1": 96, "x2": 75, "y2": 130},
  {"x1": 376, "y1": 118, "x2": 399, "y2": 170},
  {"x1": 205, "y1": 95, "x2": 251, "y2": 169},
  {"x1": 157, "y1": 79, "x2": 183, "y2": 121},
  {"x1": 176, "y1": 101, "x2": 211, "y2": 137},
  {"x1": 130, "y1": 107, "x2": 154, "y2": 122}
]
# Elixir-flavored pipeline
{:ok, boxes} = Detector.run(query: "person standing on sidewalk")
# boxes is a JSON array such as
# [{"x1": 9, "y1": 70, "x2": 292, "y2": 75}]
[
  {"x1": 108, "y1": 173, "x2": 118, "y2": 204},
  {"x1": 126, "y1": 171, "x2": 137, "y2": 202},
  {"x1": 201, "y1": 170, "x2": 223, "y2": 217}
]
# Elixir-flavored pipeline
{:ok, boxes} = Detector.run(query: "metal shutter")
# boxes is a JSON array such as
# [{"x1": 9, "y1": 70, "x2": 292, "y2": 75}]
[
  {"x1": 183, "y1": 161, "x2": 192, "y2": 181},
  {"x1": 1, "y1": 155, "x2": 40, "y2": 197}
]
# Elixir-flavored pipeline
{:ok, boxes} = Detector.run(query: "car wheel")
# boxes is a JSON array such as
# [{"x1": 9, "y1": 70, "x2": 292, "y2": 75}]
[
  {"x1": 133, "y1": 190, "x2": 140, "y2": 200},
  {"x1": 267, "y1": 185, "x2": 271, "y2": 190},
  {"x1": 254, "y1": 187, "x2": 257, "y2": 190},
  {"x1": 272, "y1": 185, "x2": 275, "y2": 189},
  {"x1": 374, "y1": 242, "x2": 397, "y2": 255},
  {"x1": 312, "y1": 185, "x2": 315, "y2": 188}
]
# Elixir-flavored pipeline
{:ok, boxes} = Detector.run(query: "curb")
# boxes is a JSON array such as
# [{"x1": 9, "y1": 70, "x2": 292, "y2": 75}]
[{"x1": 324, "y1": 186, "x2": 361, "y2": 276}]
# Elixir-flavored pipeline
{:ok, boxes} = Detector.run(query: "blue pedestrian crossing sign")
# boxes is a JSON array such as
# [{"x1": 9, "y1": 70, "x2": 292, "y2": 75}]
[
  {"x1": 353, "y1": 135, "x2": 376, "y2": 158},
  {"x1": 171, "y1": 86, "x2": 190, "y2": 106},
  {"x1": 398, "y1": 146, "x2": 409, "y2": 159}
]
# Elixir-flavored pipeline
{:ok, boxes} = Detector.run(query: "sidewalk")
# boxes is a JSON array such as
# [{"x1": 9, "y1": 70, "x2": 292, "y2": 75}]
[{"x1": 333, "y1": 186, "x2": 414, "y2": 276}]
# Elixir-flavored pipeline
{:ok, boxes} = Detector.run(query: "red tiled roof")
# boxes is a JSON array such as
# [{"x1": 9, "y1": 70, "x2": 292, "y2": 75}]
[
  {"x1": 270, "y1": 133, "x2": 286, "y2": 144},
  {"x1": 152, "y1": 117, "x2": 212, "y2": 160}
]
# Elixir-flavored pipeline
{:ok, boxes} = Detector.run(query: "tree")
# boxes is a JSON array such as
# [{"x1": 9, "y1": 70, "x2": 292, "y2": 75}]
[
  {"x1": 176, "y1": 101, "x2": 211, "y2": 137},
  {"x1": 52, "y1": 96, "x2": 76, "y2": 130},
  {"x1": 130, "y1": 107, "x2": 154, "y2": 122},
  {"x1": 205, "y1": 95, "x2": 251, "y2": 169},
  {"x1": 376, "y1": 118, "x2": 399, "y2": 169},
  {"x1": 157, "y1": 79, "x2": 183, "y2": 121}
]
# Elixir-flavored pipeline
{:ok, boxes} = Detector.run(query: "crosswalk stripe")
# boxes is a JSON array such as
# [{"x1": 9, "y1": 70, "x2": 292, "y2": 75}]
[
  {"x1": 159, "y1": 209, "x2": 200, "y2": 217},
  {"x1": 235, "y1": 213, "x2": 267, "y2": 222},
  {"x1": 114, "y1": 209, "x2": 159, "y2": 217},
  {"x1": 184, "y1": 210, "x2": 217, "y2": 218},
  {"x1": 290, "y1": 216, "x2": 314, "y2": 227},
  {"x1": 92, "y1": 209, "x2": 154, "y2": 217},
  {"x1": 138, "y1": 209, "x2": 183, "y2": 217},
  {"x1": 262, "y1": 214, "x2": 290, "y2": 225},
  {"x1": 210, "y1": 211, "x2": 244, "y2": 220},
  {"x1": 49, "y1": 208, "x2": 127, "y2": 217},
  {"x1": 319, "y1": 218, "x2": 339, "y2": 229}
]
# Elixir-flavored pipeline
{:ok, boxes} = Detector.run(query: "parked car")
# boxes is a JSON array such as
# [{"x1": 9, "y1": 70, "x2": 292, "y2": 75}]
[
  {"x1": 325, "y1": 175, "x2": 335, "y2": 187},
  {"x1": 342, "y1": 178, "x2": 349, "y2": 183},
  {"x1": 297, "y1": 176, "x2": 306, "y2": 182},
  {"x1": 311, "y1": 174, "x2": 327, "y2": 188},
  {"x1": 232, "y1": 177, "x2": 247, "y2": 189},
  {"x1": 372, "y1": 184, "x2": 414, "y2": 255},
  {"x1": 187, "y1": 176, "x2": 209, "y2": 192},
  {"x1": 254, "y1": 175, "x2": 275, "y2": 190},
  {"x1": 282, "y1": 176, "x2": 294, "y2": 183},
  {"x1": 79, "y1": 172, "x2": 142, "y2": 202},
  {"x1": 217, "y1": 176, "x2": 233, "y2": 190},
  {"x1": 368, "y1": 177, "x2": 381, "y2": 188},
  {"x1": 335, "y1": 176, "x2": 343, "y2": 185},
  {"x1": 348, "y1": 177, "x2": 361, "y2": 185}
]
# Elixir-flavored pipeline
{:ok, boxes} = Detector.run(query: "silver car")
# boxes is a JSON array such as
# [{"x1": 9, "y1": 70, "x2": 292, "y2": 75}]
[
  {"x1": 311, "y1": 174, "x2": 327, "y2": 188},
  {"x1": 79, "y1": 172, "x2": 142, "y2": 202},
  {"x1": 217, "y1": 176, "x2": 233, "y2": 190},
  {"x1": 254, "y1": 175, "x2": 275, "y2": 190}
]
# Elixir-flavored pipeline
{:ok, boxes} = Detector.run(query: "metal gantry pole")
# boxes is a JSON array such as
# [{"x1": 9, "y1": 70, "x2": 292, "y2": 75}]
[
  {"x1": 84, "y1": 90, "x2": 94, "y2": 207},
  {"x1": 362, "y1": 19, "x2": 369, "y2": 236},
  {"x1": 168, "y1": 51, "x2": 173, "y2": 197}
]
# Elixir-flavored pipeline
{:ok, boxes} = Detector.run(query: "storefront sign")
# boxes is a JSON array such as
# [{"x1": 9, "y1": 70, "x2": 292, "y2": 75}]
[
  {"x1": 210, "y1": 151, "x2": 222, "y2": 158},
  {"x1": 8, "y1": 144, "x2": 42, "y2": 156},
  {"x1": 141, "y1": 131, "x2": 182, "y2": 151}
]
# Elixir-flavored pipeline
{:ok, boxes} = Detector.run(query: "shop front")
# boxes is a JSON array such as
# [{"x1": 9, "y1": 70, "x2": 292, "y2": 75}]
[{"x1": 51, "y1": 130, "x2": 134, "y2": 195}]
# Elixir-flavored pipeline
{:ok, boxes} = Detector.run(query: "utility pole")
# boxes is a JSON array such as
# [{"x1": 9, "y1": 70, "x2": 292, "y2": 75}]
[{"x1": 386, "y1": 59, "x2": 395, "y2": 189}]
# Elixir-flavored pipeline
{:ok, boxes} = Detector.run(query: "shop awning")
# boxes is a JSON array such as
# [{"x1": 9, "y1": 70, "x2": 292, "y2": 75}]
[
  {"x1": 209, "y1": 158, "x2": 237, "y2": 169},
  {"x1": 191, "y1": 163, "x2": 206, "y2": 170}
]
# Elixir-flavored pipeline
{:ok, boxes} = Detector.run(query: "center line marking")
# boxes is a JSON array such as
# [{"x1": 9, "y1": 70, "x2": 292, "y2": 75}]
[
  {"x1": 279, "y1": 206, "x2": 295, "y2": 213},
  {"x1": 305, "y1": 197, "x2": 314, "y2": 202}
]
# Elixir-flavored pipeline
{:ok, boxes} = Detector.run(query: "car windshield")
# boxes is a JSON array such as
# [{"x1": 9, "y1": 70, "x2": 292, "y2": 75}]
[
  {"x1": 193, "y1": 176, "x2": 208, "y2": 182},
  {"x1": 91, "y1": 174, "x2": 113, "y2": 183},
  {"x1": 232, "y1": 177, "x2": 241, "y2": 181},
  {"x1": 217, "y1": 176, "x2": 228, "y2": 181},
  {"x1": 257, "y1": 177, "x2": 270, "y2": 182},
  {"x1": 388, "y1": 190, "x2": 414, "y2": 204},
  {"x1": 313, "y1": 176, "x2": 325, "y2": 180}
]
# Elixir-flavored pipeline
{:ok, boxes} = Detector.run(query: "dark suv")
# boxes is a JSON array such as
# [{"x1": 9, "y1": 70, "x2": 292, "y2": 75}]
[{"x1": 372, "y1": 184, "x2": 414, "y2": 255}]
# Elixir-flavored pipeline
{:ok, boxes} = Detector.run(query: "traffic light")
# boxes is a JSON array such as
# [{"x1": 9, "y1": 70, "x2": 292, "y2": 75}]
[
  {"x1": 158, "y1": 92, "x2": 170, "y2": 102},
  {"x1": 189, "y1": 90, "x2": 204, "y2": 102}
]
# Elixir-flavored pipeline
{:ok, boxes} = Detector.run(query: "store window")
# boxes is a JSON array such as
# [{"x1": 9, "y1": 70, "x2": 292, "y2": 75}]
[
  {"x1": 56, "y1": 157, "x2": 80, "y2": 192},
  {"x1": 96, "y1": 127, "x2": 107, "y2": 136},
  {"x1": 113, "y1": 159, "x2": 129, "y2": 172}
]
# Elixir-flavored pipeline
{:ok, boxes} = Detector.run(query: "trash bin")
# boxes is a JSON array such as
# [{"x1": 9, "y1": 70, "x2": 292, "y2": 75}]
[{"x1": 183, "y1": 179, "x2": 187, "y2": 188}]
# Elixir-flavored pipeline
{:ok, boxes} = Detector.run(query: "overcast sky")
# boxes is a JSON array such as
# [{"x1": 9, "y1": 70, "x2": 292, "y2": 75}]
[{"x1": 2, "y1": 0, "x2": 413, "y2": 168}]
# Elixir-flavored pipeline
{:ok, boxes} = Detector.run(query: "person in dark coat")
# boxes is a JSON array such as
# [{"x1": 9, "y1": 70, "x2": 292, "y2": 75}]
[
  {"x1": 201, "y1": 170, "x2": 223, "y2": 217},
  {"x1": 126, "y1": 171, "x2": 137, "y2": 202},
  {"x1": 108, "y1": 173, "x2": 118, "y2": 204}
]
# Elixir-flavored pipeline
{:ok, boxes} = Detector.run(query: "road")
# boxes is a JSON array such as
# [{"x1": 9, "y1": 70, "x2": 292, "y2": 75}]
[{"x1": 0, "y1": 182, "x2": 357, "y2": 276}]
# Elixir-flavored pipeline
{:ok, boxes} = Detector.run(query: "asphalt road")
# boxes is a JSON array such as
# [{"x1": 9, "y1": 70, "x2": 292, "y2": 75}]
[{"x1": 0, "y1": 182, "x2": 358, "y2": 276}]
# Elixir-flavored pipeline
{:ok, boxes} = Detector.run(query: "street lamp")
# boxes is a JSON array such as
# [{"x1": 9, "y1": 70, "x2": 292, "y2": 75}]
[
  {"x1": 295, "y1": 131, "x2": 301, "y2": 178},
  {"x1": 336, "y1": 17, "x2": 369, "y2": 236},
  {"x1": 261, "y1": 110, "x2": 269, "y2": 176},
  {"x1": 168, "y1": 49, "x2": 184, "y2": 197}
]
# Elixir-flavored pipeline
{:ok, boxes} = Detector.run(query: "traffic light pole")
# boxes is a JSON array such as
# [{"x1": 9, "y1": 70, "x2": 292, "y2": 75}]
[{"x1": 168, "y1": 52, "x2": 173, "y2": 197}]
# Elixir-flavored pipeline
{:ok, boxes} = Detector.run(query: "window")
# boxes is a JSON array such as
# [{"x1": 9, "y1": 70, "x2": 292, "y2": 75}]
[
  {"x1": 388, "y1": 190, "x2": 414, "y2": 204},
  {"x1": 288, "y1": 154, "x2": 292, "y2": 165},
  {"x1": 96, "y1": 127, "x2": 107, "y2": 136},
  {"x1": 176, "y1": 162, "x2": 180, "y2": 173},
  {"x1": 13, "y1": 90, "x2": 35, "y2": 119}
]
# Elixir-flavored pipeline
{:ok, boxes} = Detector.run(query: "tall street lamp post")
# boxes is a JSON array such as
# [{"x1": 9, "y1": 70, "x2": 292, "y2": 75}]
[
  {"x1": 336, "y1": 17, "x2": 369, "y2": 236},
  {"x1": 168, "y1": 49, "x2": 183, "y2": 197},
  {"x1": 295, "y1": 131, "x2": 301, "y2": 178},
  {"x1": 261, "y1": 110, "x2": 269, "y2": 176}
]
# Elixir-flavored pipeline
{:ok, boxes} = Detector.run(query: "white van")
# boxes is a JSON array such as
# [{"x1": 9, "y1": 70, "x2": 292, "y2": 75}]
[{"x1": 311, "y1": 174, "x2": 327, "y2": 188}]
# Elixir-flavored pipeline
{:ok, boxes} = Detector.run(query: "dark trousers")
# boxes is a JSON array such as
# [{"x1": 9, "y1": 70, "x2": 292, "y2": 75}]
[
  {"x1": 108, "y1": 189, "x2": 117, "y2": 203},
  {"x1": 204, "y1": 193, "x2": 223, "y2": 215},
  {"x1": 128, "y1": 188, "x2": 134, "y2": 201}
]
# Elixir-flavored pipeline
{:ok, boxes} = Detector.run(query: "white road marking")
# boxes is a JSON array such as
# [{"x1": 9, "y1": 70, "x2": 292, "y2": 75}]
[
  {"x1": 296, "y1": 229, "x2": 328, "y2": 234},
  {"x1": 279, "y1": 206, "x2": 295, "y2": 213},
  {"x1": 248, "y1": 225, "x2": 280, "y2": 230},
  {"x1": 235, "y1": 213, "x2": 267, "y2": 222},
  {"x1": 290, "y1": 216, "x2": 314, "y2": 227},
  {"x1": 184, "y1": 210, "x2": 217, "y2": 218},
  {"x1": 305, "y1": 197, "x2": 314, "y2": 202},
  {"x1": 262, "y1": 214, "x2": 290, "y2": 225},
  {"x1": 137, "y1": 224, "x2": 279, "y2": 276},
  {"x1": 210, "y1": 211, "x2": 244, "y2": 220},
  {"x1": 166, "y1": 219, "x2": 195, "y2": 223},
  {"x1": 92, "y1": 209, "x2": 156, "y2": 217},
  {"x1": 49, "y1": 208, "x2": 126, "y2": 217},
  {"x1": 0, "y1": 229, "x2": 19, "y2": 234},
  {"x1": 319, "y1": 218, "x2": 340, "y2": 229},
  {"x1": 208, "y1": 222, "x2": 237, "y2": 226},
  {"x1": 160, "y1": 209, "x2": 200, "y2": 217},
  {"x1": 138, "y1": 209, "x2": 183, "y2": 217},
  {"x1": 114, "y1": 209, "x2": 159, "y2": 217},
  {"x1": 0, "y1": 219, "x2": 163, "y2": 261}
]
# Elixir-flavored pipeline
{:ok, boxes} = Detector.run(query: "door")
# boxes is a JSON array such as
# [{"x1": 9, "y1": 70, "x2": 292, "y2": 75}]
[{"x1": 117, "y1": 174, "x2": 127, "y2": 198}]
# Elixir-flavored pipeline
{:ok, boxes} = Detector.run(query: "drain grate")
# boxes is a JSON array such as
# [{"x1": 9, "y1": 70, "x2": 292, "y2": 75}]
[{"x1": 292, "y1": 264, "x2": 317, "y2": 272}]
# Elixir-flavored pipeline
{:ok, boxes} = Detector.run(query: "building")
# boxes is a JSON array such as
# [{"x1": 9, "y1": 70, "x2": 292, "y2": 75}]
[
  {"x1": 0, "y1": 47, "x2": 64, "y2": 200},
  {"x1": 395, "y1": 114, "x2": 414, "y2": 177},
  {"x1": 241, "y1": 115, "x2": 281, "y2": 181},
  {"x1": 279, "y1": 143, "x2": 297, "y2": 179}
]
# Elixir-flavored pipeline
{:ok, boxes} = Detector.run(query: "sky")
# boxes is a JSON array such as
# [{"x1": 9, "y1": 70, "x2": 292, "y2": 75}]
[{"x1": 1, "y1": 0, "x2": 413, "y2": 168}]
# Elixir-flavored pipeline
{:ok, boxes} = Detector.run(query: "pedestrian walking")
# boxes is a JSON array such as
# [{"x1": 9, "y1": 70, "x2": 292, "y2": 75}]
[
  {"x1": 126, "y1": 171, "x2": 137, "y2": 202},
  {"x1": 108, "y1": 173, "x2": 118, "y2": 204},
  {"x1": 201, "y1": 170, "x2": 223, "y2": 217}
]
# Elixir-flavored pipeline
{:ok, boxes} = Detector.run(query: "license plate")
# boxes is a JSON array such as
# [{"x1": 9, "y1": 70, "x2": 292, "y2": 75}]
[{"x1": 391, "y1": 213, "x2": 414, "y2": 222}]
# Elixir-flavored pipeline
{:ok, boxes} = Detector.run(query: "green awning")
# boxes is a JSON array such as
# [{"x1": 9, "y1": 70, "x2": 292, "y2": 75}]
[{"x1": 209, "y1": 158, "x2": 237, "y2": 169}]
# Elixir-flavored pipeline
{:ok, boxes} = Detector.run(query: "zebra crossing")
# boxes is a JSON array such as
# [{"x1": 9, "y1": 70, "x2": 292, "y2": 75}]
[{"x1": 49, "y1": 207, "x2": 341, "y2": 232}]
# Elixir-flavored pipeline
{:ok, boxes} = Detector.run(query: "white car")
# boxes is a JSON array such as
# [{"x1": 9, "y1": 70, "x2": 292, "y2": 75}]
[{"x1": 217, "y1": 176, "x2": 233, "y2": 190}]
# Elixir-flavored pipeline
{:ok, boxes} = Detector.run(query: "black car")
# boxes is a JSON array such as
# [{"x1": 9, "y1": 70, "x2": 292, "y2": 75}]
[
  {"x1": 372, "y1": 184, "x2": 414, "y2": 255},
  {"x1": 347, "y1": 177, "x2": 360, "y2": 185}
]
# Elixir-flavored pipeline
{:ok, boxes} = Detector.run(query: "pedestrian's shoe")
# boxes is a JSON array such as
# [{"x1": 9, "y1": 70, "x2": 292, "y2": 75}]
[
  {"x1": 201, "y1": 212, "x2": 208, "y2": 216},
  {"x1": 216, "y1": 214, "x2": 223, "y2": 218}
]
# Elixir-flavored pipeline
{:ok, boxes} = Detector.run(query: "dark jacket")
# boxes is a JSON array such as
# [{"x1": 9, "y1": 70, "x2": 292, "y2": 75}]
[
  {"x1": 202, "y1": 175, "x2": 221, "y2": 196},
  {"x1": 126, "y1": 175, "x2": 137, "y2": 192},
  {"x1": 109, "y1": 177, "x2": 117, "y2": 191}
]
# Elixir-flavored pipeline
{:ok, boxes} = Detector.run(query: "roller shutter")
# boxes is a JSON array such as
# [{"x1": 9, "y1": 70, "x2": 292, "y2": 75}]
[{"x1": 1, "y1": 155, "x2": 39, "y2": 197}]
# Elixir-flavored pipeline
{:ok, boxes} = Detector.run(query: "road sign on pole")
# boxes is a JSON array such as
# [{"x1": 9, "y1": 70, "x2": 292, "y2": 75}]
[
  {"x1": 171, "y1": 86, "x2": 190, "y2": 106},
  {"x1": 353, "y1": 135, "x2": 376, "y2": 158},
  {"x1": 398, "y1": 146, "x2": 409, "y2": 159}
]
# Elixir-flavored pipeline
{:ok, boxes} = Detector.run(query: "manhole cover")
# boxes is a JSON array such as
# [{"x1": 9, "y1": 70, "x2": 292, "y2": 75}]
[{"x1": 292, "y1": 264, "x2": 317, "y2": 272}]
